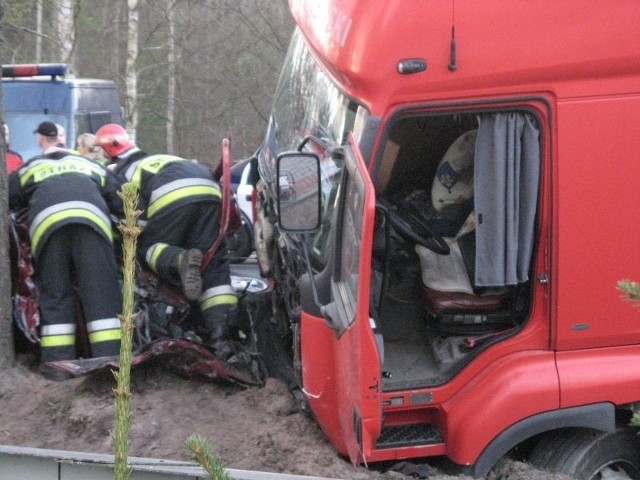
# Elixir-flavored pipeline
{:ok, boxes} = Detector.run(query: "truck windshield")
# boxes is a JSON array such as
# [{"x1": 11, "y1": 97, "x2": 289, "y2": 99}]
[{"x1": 263, "y1": 28, "x2": 370, "y2": 267}]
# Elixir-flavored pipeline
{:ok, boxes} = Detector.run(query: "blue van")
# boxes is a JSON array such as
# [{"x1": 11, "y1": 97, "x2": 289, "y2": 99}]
[{"x1": 2, "y1": 63, "x2": 124, "y2": 160}]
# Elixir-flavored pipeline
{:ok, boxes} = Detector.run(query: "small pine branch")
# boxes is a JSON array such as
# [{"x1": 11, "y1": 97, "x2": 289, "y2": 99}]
[
  {"x1": 113, "y1": 183, "x2": 142, "y2": 480},
  {"x1": 618, "y1": 279, "x2": 640, "y2": 427},
  {"x1": 618, "y1": 279, "x2": 640, "y2": 308},
  {"x1": 184, "y1": 434, "x2": 232, "y2": 480}
]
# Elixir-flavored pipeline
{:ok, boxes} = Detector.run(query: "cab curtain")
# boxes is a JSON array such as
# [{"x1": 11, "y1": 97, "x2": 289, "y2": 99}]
[{"x1": 474, "y1": 112, "x2": 540, "y2": 287}]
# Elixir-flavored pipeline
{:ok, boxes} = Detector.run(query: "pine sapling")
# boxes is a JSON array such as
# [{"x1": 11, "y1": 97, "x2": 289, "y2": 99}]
[
  {"x1": 113, "y1": 183, "x2": 142, "y2": 480},
  {"x1": 617, "y1": 279, "x2": 640, "y2": 426},
  {"x1": 184, "y1": 434, "x2": 232, "y2": 480}
]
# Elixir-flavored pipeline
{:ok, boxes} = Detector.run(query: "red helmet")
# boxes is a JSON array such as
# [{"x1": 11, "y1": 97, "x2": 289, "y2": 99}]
[{"x1": 94, "y1": 124, "x2": 135, "y2": 158}]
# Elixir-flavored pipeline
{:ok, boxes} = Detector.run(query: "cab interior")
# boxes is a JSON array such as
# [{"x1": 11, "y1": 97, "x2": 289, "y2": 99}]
[{"x1": 371, "y1": 111, "x2": 540, "y2": 391}]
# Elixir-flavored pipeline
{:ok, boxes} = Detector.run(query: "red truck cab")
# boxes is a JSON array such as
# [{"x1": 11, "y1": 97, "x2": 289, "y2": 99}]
[{"x1": 253, "y1": 1, "x2": 640, "y2": 477}]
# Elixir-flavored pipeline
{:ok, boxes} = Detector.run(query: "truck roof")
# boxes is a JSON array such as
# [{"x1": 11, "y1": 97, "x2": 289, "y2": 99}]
[{"x1": 290, "y1": 0, "x2": 640, "y2": 114}]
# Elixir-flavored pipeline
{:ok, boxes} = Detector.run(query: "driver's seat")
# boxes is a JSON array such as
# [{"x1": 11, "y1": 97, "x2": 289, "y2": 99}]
[{"x1": 416, "y1": 130, "x2": 512, "y2": 334}]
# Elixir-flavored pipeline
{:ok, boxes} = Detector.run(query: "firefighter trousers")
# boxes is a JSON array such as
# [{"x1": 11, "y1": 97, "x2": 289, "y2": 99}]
[
  {"x1": 35, "y1": 224, "x2": 122, "y2": 363},
  {"x1": 140, "y1": 201, "x2": 238, "y2": 341}
]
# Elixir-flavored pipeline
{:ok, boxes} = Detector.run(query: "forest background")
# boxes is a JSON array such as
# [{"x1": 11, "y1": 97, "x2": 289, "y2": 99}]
[{"x1": 0, "y1": 0, "x2": 293, "y2": 367}]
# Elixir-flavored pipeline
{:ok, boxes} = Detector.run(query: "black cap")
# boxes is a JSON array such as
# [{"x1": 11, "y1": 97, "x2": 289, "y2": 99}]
[{"x1": 34, "y1": 121, "x2": 58, "y2": 137}]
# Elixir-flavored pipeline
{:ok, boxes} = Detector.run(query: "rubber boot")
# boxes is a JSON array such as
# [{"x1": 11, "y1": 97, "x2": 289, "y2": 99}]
[
  {"x1": 176, "y1": 249, "x2": 203, "y2": 300},
  {"x1": 204, "y1": 307, "x2": 237, "y2": 360},
  {"x1": 205, "y1": 316, "x2": 229, "y2": 342},
  {"x1": 91, "y1": 339, "x2": 121, "y2": 358},
  {"x1": 39, "y1": 344, "x2": 75, "y2": 381}
]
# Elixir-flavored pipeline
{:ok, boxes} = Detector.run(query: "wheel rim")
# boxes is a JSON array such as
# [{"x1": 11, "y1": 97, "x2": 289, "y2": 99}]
[
  {"x1": 231, "y1": 275, "x2": 268, "y2": 294},
  {"x1": 593, "y1": 462, "x2": 640, "y2": 480}
]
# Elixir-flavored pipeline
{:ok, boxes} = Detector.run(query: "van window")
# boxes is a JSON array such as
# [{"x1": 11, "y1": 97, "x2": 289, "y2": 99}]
[
  {"x1": 263, "y1": 28, "x2": 370, "y2": 267},
  {"x1": 5, "y1": 113, "x2": 68, "y2": 159},
  {"x1": 75, "y1": 112, "x2": 119, "y2": 136}
]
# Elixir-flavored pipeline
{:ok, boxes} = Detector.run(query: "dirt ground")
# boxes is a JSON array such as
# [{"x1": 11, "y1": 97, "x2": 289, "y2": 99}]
[{"x1": 0, "y1": 353, "x2": 569, "y2": 480}]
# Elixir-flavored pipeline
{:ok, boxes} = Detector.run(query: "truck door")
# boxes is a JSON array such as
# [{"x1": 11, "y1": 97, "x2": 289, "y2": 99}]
[{"x1": 321, "y1": 134, "x2": 382, "y2": 464}]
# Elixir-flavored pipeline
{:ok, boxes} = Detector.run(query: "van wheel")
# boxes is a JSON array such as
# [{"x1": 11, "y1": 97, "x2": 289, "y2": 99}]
[{"x1": 528, "y1": 428, "x2": 640, "y2": 480}]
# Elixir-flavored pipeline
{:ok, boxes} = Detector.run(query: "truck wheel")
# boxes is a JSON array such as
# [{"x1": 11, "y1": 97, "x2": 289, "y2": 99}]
[{"x1": 528, "y1": 428, "x2": 640, "y2": 480}]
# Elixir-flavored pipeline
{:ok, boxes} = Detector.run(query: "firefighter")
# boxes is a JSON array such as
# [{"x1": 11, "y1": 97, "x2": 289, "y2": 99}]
[
  {"x1": 94, "y1": 124, "x2": 238, "y2": 358},
  {"x1": 4, "y1": 123, "x2": 24, "y2": 173},
  {"x1": 9, "y1": 121, "x2": 122, "y2": 381}
]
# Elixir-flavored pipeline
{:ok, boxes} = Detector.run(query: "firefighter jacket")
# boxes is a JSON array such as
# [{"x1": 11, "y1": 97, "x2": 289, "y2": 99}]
[
  {"x1": 8, "y1": 151, "x2": 115, "y2": 261},
  {"x1": 109, "y1": 148, "x2": 222, "y2": 222}
]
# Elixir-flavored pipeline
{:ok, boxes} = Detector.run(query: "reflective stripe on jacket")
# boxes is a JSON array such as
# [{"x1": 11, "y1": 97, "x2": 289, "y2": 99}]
[
  {"x1": 29, "y1": 200, "x2": 112, "y2": 254},
  {"x1": 19, "y1": 156, "x2": 107, "y2": 187},
  {"x1": 119, "y1": 153, "x2": 221, "y2": 219},
  {"x1": 8, "y1": 152, "x2": 114, "y2": 260}
]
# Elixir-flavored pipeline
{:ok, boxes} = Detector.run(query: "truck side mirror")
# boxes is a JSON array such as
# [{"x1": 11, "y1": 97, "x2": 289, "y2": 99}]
[{"x1": 276, "y1": 152, "x2": 321, "y2": 232}]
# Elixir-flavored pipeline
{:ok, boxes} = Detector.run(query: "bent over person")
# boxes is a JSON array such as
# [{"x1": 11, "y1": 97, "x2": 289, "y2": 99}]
[
  {"x1": 94, "y1": 124, "x2": 238, "y2": 358},
  {"x1": 9, "y1": 123, "x2": 122, "y2": 381}
]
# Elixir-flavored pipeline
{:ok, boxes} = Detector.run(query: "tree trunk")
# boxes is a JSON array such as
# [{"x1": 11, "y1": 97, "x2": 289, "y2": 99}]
[
  {"x1": 35, "y1": 0, "x2": 43, "y2": 62},
  {"x1": 166, "y1": 0, "x2": 176, "y2": 154},
  {"x1": 125, "y1": 0, "x2": 139, "y2": 138},
  {"x1": 0, "y1": 0, "x2": 17, "y2": 369},
  {"x1": 57, "y1": 0, "x2": 76, "y2": 70}
]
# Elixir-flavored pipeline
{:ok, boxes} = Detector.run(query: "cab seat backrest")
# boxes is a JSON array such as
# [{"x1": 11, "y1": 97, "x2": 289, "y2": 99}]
[{"x1": 416, "y1": 129, "x2": 512, "y2": 329}]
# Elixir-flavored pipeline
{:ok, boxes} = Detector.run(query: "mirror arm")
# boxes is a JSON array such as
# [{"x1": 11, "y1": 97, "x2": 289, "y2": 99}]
[
  {"x1": 301, "y1": 238, "x2": 339, "y2": 330},
  {"x1": 297, "y1": 134, "x2": 327, "y2": 152},
  {"x1": 300, "y1": 234, "x2": 323, "y2": 312}
]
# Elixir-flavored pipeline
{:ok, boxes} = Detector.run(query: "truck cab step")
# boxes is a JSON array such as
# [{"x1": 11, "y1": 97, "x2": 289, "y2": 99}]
[{"x1": 376, "y1": 423, "x2": 443, "y2": 449}]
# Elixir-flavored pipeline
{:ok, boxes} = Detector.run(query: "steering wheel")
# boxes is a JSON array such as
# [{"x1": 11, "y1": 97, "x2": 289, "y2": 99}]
[{"x1": 380, "y1": 199, "x2": 450, "y2": 255}]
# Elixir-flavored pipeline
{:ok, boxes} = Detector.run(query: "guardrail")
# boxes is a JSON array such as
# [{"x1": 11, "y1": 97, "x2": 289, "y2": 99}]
[{"x1": 0, "y1": 445, "x2": 341, "y2": 480}]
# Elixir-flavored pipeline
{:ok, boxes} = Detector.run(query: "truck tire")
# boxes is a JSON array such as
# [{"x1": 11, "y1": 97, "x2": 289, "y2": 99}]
[{"x1": 528, "y1": 428, "x2": 640, "y2": 480}]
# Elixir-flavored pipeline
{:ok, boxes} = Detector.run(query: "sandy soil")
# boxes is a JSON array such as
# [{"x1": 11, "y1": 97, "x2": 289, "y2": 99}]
[
  {"x1": 0, "y1": 354, "x2": 392, "y2": 479},
  {"x1": 0, "y1": 353, "x2": 568, "y2": 480}
]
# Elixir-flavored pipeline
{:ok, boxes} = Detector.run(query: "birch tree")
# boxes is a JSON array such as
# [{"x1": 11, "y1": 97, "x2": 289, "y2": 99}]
[
  {"x1": 166, "y1": 0, "x2": 177, "y2": 154},
  {"x1": 125, "y1": 0, "x2": 139, "y2": 138},
  {"x1": 35, "y1": 0, "x2": 43, "y2": 61},
  {"x1": 1, "y1": 0, "x2": 293, "y2": 363},
  {"x1": 56, "y1": 0, "x2": 76, "y2": 70}
]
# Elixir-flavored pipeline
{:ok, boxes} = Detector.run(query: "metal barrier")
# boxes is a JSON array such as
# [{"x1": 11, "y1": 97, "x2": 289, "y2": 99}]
[{"x1": 0, "y1": 445, "x2": 341, "y2": 480}]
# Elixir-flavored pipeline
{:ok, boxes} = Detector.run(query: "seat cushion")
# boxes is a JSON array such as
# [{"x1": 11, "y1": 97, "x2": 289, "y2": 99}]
[
  {"x1": 422, "y1": 285, "x2": 506, "y2": 317},
  {"x1": 416, "y1": 241, "x2": 474, "y2": 294}
]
